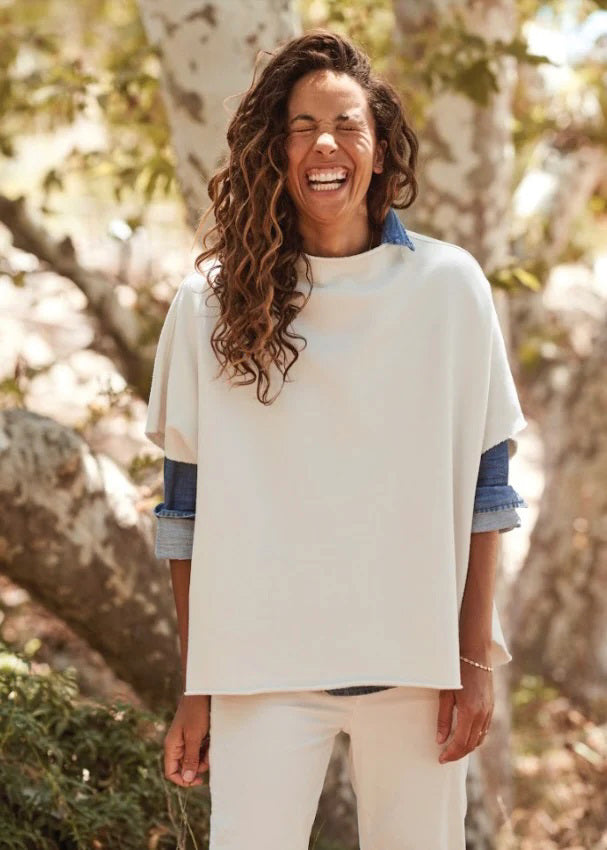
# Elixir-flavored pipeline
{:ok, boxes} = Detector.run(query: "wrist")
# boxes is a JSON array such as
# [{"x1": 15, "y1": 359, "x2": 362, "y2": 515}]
[
  {"x1": 181, "y1": 692, "x2": 211, "y2": 703},
  {"x1": 459, "y1": 640, "x2": 492, "y2": 667}
]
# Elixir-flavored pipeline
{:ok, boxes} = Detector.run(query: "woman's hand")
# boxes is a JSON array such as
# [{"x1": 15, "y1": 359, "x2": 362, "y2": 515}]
[
  {"x1": 164, "y1": 693, "x2": 211, "y2": 786},
  {"x1": 436, "y1": 662, "x2": 494, "y2": 763}
]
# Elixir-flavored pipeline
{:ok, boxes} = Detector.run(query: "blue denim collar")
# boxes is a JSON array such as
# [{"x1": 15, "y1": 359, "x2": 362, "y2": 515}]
[{"x1": 380, "y1": 207, "x2": 416, "y2": 251}]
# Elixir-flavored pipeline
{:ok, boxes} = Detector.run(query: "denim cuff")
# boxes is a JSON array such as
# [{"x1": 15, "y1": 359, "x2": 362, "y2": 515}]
[
  {"x1": 153, "y1": 504, "x2": 195, "y2": 560},
  {"x1": 153, "y1": 502, "x2": 196, "y2": 520},
  {"x1": 473, "y1": 484, "x2": 527, "y2": 513},
  {"x1": 471, "y1": 507, "x2": 521, "y2": 534}
]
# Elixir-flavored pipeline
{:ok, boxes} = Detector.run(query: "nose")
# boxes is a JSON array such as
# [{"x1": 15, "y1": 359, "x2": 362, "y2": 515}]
[{"x1": 315, "y1": 131, "x2": 337, "y2": 152}]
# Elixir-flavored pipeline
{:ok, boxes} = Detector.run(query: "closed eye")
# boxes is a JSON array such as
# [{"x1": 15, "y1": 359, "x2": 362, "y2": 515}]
[{"x1": 291, "y1": 124, "x2": 361, "y2": 134}]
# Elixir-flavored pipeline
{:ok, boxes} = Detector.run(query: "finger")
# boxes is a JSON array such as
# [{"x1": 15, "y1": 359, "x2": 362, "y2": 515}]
[
  {"x1": 465, "y1": 712, "x2": 486, "y2": 752},
  {"x1": 439, "y1": 705, "x2": 473, "y2": 763},
  {"x1": 181, "y1": 731, "x2": 204, "y2": 784},
  {"x1": 436, "y1": 690, "x2": 455, "y2": 744},
  {"x1": 165, "y1": 767, "x2": 205, "y2": 788},
  {"x1": 164, "y1": 736, "x2": 204, "y2": 786},
  {"x1": 164, "y1": 736, "x2": 184, "y2": 782}
]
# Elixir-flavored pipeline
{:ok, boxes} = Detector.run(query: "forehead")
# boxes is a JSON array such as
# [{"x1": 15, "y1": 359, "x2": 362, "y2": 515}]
[{"x1": 287, "y1": 70, "x2": 370, "y2": 117}]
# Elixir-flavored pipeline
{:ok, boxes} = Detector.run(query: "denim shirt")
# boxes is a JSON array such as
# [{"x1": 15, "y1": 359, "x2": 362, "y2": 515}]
[{"x1": 152, "y1": 208, "x2": 527, "y2": 696}]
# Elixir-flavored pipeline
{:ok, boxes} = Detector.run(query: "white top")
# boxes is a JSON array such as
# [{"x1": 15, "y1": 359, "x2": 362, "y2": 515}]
[{"x1": 145, "y1": 231, "x2": 528, "y2": 695}]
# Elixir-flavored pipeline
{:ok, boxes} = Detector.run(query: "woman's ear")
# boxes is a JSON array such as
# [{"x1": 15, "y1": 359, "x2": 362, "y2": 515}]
[{"x1": 373, "y1": 139, "x2": 388, "y2": 174}]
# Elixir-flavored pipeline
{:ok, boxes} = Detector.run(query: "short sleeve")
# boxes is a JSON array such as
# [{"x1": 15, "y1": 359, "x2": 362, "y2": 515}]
[
  {"x1": 144, "y1": 279, "x2": 199, "y2": 464},
  {"x1": 481, "y1": 291, "x2": 528, "y2": 456}
]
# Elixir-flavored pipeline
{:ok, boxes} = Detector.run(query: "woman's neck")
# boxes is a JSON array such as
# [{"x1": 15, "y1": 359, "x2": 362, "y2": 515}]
[{"x1": 299, "y1": 216, "x2": 374, "y2": 258}]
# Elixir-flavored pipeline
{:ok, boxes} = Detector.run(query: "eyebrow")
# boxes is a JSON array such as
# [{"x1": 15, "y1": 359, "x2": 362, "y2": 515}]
[{"x1": 288, "y1": 111, "x2": 362, "y2": 124}]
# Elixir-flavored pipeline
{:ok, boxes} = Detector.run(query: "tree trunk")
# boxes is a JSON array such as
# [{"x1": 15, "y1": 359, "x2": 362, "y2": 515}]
[
  {"x1": 393, "y1": 2, "x2": 520, "y2": 845},
  {"x1": 509, "y1": 314, "x2": 607, "y2": 711},
  {"x1": 137, "y1": 0, "x2": 301, "y2": 231},
  {"x1": 393, "y1": 0, "x2": 517, "y2": 271}
]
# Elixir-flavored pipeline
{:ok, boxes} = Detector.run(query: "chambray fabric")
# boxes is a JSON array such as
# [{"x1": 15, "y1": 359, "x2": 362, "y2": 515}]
[
  {"x1": 151, "y1": 208, "x2": 527, "y2": 697},
  {"x1": 381, "y1": 206, "x2": 416, "y2": 250}
]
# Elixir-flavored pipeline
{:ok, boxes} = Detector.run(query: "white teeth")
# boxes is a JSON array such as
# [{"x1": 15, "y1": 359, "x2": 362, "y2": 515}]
[
  {"x1": 309, "y1": 181, "x2": 344, "y2": 191},
  {"x1": 307, "y1": 170, "x2": 348, "y2": 183}
]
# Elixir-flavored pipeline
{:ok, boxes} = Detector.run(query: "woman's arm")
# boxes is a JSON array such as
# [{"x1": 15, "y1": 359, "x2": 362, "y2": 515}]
[
  {"x1": 458, "y1": 530, "x2": 498, "y2": 663},
  {"x1": 164, "y1": 556, "x2": 210, "y2": 787},
  {"x1": 460, "y1": 438, "x2": 524, "y2": 656},
  {"x1": 169, "y1": 559, "x2": 191, "y2": 690}
]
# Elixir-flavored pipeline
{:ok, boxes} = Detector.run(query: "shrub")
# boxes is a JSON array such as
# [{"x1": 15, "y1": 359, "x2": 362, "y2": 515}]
[{"x1": 0, "y1": 642, "x2": 210, "y2": 849}]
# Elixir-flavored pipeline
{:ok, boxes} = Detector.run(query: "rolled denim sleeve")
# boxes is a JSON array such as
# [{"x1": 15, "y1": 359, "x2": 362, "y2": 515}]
[
  {"x1": 471, "y1": 439, "x2": 527, "y2": 534},
  {"x1": 153, "y1": 457, "x2": 197, "y2": 560}
]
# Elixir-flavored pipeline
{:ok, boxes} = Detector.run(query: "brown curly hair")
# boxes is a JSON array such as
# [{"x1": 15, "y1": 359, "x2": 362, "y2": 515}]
[{"x1": 194, "y1": 28, "x2": 419, "y2": 404}]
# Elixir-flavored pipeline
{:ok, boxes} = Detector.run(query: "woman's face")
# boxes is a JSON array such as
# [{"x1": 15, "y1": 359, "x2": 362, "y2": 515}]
[{"x1": 284, "y1": 69, "x2": 386, "y2": 230}]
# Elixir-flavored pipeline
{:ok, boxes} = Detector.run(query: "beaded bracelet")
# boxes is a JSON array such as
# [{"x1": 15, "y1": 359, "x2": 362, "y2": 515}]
[{"x1": 460, "y1": 654, "x2": 493, "y2": 672}]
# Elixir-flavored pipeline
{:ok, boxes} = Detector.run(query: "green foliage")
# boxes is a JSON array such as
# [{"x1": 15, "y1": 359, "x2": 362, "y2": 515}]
[
  {"x1": 403, "y1": 13, "x2": 551, "y2": 108},
  {"x1": 0, "y1": 360, "x2": 57, "y2": 410},
  {"x1": 129, "y1": 450, "x2": 163, "y2": 484},
  {"x1": 300, "y1": 0, "x2": 396, "y2": 74},
  {"x1": 300, "y1": 0, "x2": 553, "y2": 111},
  {"x1": 513, "y1": 673, "x2": 561, "y2": 711},
  {"x1": 0, "y1": 641, "x2": 210, "y2": 850},
  {"x1": 0, "y1": 376, "x2": 27, "y2": 408},
  {"x1": 0, "y1": 0, "x2": 177, "y2": 207},
  {"x1": 491, "y1": 263, "x2": 543, "y2": 293},
  {"x1": 79, "y1": 380, "x2": 137, "y2": 429}
]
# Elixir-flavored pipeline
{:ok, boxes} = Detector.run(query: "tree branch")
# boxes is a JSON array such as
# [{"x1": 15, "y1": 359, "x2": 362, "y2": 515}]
[{"x1": 0, "y1": 193, "x2": 156, "y2": 395}]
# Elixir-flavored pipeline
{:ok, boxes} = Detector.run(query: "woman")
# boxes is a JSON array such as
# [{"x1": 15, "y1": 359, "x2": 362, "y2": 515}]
[{"x1": 145, "y1": 30, "x2": 527, "y2": 850}]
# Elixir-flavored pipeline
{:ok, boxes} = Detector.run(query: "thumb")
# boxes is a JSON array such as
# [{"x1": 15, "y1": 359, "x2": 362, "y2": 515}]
[
  {"x1": 436, "y1": 690, "x2": 455, "y2": 744},
  {"x1": 181, "y1": 731, "x2": 203, "y2": 783}
]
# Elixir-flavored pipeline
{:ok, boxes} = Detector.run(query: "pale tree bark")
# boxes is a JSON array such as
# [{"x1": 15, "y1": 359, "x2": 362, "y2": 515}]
[
  {"x1": 511, "y1": 51, "x2": 607, "y2": 271},
  {"x1": 137, "y1": 0, "x2": 302, "y2": 230},
  {"x1": 393, "y1": 0, "x2": 518, "y2": 271},
  {"x1": 509, "y1": 314, "x2": 607, "y2": 709},
  {"x1": 511, "y1": 144, "x2": 606, "y2": 271},
  {"x1": 0, "y1": 408, "x2": 181, "y2": 710},
  {"x1": 506, "y1": 140, "x2": 607, "y2": 712},
  {"x1": 507, "y1": 146, "x2": 606, "y2": 385},
  {"x1": 393, "y1": 2, "x2": 520, "y2": 846},
  {"x1": 499, "y1": 61, "x2": 607, "y2": 711}
]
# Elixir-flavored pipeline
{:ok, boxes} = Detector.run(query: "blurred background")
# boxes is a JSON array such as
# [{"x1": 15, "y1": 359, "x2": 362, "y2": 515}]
[{"x1": 0, "y1": 0, "x2": 606, "y2": 848}]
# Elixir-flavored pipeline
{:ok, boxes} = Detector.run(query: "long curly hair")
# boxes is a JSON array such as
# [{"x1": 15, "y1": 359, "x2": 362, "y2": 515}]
[{"x1": 194, "y1": 28, "x2": 419, "y2": 404}]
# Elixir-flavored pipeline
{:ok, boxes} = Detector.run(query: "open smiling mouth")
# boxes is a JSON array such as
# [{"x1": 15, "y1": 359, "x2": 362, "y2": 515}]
[{"x1": 306, "y1": 173, "x2": 349, "y2": 192}]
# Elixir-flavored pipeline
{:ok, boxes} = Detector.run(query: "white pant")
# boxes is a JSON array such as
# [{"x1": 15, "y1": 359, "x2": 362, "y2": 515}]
[{"x1": 208, "y1": 685, "x2": 470, "y2": 850}]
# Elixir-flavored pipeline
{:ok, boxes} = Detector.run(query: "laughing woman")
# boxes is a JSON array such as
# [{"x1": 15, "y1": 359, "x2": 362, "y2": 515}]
[{"x1": 145, "y1": 29, "x2": 527, "y2": 850}]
